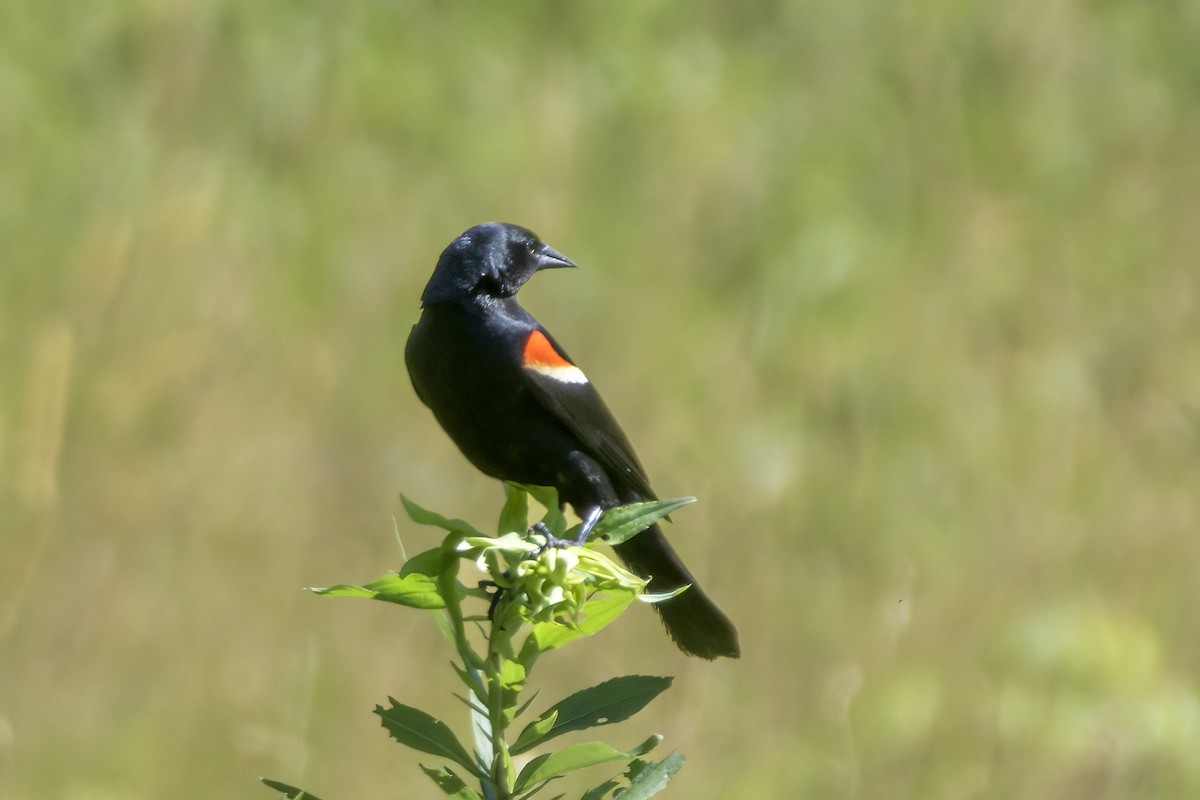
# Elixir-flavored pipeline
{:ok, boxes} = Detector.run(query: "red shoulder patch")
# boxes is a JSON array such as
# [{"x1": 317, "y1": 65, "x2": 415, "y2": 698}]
[{"x1": 523, "y1": 330, "x2": 573, "y2": 369}]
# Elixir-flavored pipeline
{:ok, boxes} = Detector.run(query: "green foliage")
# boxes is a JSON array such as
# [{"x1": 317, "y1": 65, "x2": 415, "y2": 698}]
[
  {"x1": 263, "y1": 485, "x2": 690, "y2": 799},
  {"x1": 261, "y1": 778, "x2": 325, "y2": 800},
  {"x1": 375, "y1": 699, "x2": 483, "y2": 778},
  {"x1": 311, "y1": 572, "x2": 446, "y2": 609},
  {"x1": 419, "y1": 766, "x2": 483, "y2": 800},
  {"x1": 513, "y1": 736, "x2": 661, "y2": 794},
  {"x1": 511, "y1": 676, "x2": 673, "y2": 755},
  {"x1": 587, "y1": 498, "x2": 695, "y2": 546},
  {"x1": 618, "y1": 754, "x2": 687, "y2": 800}
]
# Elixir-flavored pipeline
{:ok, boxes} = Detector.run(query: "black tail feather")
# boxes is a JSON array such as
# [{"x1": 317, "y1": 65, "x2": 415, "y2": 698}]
[{"x1": 612, "y1": 523, "x2": 740, "y2": 660}]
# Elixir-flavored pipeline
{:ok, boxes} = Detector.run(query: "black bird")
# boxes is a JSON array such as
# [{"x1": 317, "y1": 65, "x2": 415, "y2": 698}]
[{"x1": 405, "y1": 222, "x2": 740, "y2": 659}]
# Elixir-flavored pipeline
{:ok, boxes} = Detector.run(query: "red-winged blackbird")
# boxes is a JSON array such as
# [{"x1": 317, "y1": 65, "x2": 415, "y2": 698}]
[{"x1": 405, "y1": 222, "x2": 740, "y2": 659}]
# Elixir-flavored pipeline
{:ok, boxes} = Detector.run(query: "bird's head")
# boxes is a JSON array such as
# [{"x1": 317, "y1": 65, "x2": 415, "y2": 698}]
[{"x1": 421, "y1": 222, "x2": 576, "y2": 306}]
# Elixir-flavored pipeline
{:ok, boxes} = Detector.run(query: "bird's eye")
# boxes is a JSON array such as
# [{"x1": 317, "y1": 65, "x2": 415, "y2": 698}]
[{"x1": 525, "y1": 240, "x2": 538, "y2": 255}]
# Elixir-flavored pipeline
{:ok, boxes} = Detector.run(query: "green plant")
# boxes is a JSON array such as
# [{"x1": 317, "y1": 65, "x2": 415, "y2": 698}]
[{"x1": 263, "y1": 484, "x2": 696, "y2": 800}]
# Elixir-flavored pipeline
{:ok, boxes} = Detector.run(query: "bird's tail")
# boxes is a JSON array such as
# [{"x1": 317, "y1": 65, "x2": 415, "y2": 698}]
[{"x1": 612, "y1": 523, "x2": 740, "y2": 659}]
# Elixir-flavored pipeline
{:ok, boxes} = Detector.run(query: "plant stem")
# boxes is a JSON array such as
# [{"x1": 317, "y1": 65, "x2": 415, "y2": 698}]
[{"x1": 487, "y1": 647, "x2": 511, "y2": 799}]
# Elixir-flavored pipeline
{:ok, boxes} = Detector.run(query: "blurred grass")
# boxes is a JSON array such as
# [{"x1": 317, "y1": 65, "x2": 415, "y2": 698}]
[{"x1": 2, "y1": 1, "x2": 1199, "y2": 798}]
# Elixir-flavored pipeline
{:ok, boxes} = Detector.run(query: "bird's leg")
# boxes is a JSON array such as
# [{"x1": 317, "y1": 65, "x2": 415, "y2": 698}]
[
  {"x1": 571, "y1": 506, "x2": 603, "y2": 545},
  {"x1": 527, "y1": 520, "x2": 569, "y2": 551},
  {"x1": 527, "y1": 506, "x2": 603, "y2": 549}
]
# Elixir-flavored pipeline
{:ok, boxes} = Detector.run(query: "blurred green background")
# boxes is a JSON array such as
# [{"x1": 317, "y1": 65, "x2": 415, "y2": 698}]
[{"x1": 3, "y1": 1, "x2": 1199, "y2": 798}]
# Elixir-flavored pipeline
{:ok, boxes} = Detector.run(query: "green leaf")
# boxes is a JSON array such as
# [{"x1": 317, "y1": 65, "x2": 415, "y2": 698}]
[
  {"x1": 636, "y1": 584, "x2": 690, "y2": 605},
  {"x1": 590, "y1": 498, "x2": 695, "y2": 546},
  {"x1": 498, "y1": 483, "x2": 530, "y2": 534},
  {"x1": 260, "y1": 778, "x2": 324, "y2": 799},
  {"x1": 498, "y1": 657, "x2": 527, "y2": 693},
  {"x1": 580, "y1": 779, "x2": 620, "y2": 800},
  {"x1": 515, "y1": 484, "x2": 567, "y2": 537},
  {"x1": 310, "y1": 571, "x2": 445, "y2": 609},
  {"x1": 451, "y1": 658, "x2": 487, "y2": 703},
  {"x1": 401, "y1": 546, "x2": 454, "y2": 578},
  {"x1": 513, "y1": 687, "x2": 543, "y2": 720},
  {"x1": 498, "y1": 745, "x2": 517, "y2": 794},
  {"x1": 511, "y1": 710, "x2": 558, "y2": 755},
  {"x1": 419, "y1": 764, "x2": 484, "y2": 799},
  {"x1": 511, "y1": 676, "x2": 673, "y2": 755},
  {"x1": 376, "y1": 697, "x2": 483, "y2": 778},
  {"x1": 513, "y1": 737, "x2": 661, "y2": 793},
  {"x1": 619, "y1": 752, "x2": 685, "y2": 800},
  {"x1": 401, "y1": 494, "x2": 482, "y2": 537},
  {"x1": 469, "y1": 692, "x2": 493, "y2": 772},
  {"x1": 531, "y1": 589, "x2": 636, "y2": 651}
]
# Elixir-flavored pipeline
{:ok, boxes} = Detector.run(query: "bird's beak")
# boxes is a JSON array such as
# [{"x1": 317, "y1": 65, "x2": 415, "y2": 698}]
[{"x1": 535, "y1": 243, "x2": 576, "y2": 270}]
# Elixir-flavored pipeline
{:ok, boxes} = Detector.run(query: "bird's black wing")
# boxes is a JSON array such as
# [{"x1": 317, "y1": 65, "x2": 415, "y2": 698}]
[{"x1": 519, "y1": 326, "x2": 657, "y2": 501}]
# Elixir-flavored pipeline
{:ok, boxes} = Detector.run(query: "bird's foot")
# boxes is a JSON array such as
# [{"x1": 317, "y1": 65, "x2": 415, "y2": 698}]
[
  {"x1": 527, "y1": 507, "x2": 603, "y2": 550},
  {"x1": 527, "y1": 521, "x2": 564, "y2": 547}
]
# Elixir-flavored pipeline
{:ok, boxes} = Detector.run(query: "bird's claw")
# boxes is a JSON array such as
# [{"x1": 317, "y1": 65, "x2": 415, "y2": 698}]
[
  {"x1": 527, "y1": 521, "x2": 567, "y2": 549},
  {"x1": 527, "y1": 507, "x2": 603, "y2": 552}
]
